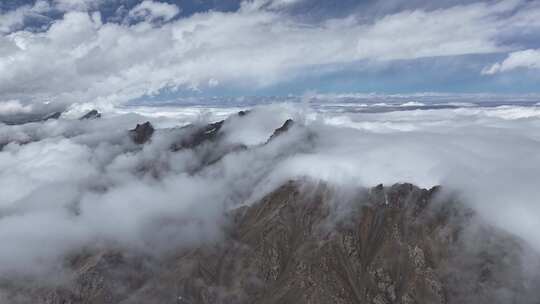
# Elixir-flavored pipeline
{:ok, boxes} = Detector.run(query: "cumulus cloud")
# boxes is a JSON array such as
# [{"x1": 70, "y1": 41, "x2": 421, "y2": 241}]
[
  {"x1": 128, "y1": 0, "x2": 180, "y2": 22},
  {"x1": 0, "y1": 100, "x2": 33, "y2": 115},
  {"x1": 0, "y1": 0, "x2": 51, "y2": 34},
  {"x1": 483, "y1": 49, "x2": 540, "y2": 74},
  {"x1": 1, "y1": 0, "x2": 539, "y2": 107}
]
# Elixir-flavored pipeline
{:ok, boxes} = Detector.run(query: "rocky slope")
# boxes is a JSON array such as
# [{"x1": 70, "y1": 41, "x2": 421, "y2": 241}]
[
  {"x1": 0, "y1": 110, "x2": 63, "y2": 125},
  {"x1": 4, "y1": 181, "x2": 538, "y2": 304},
  {"x1": 1, "y1": 116, "x2": 539, "y2": 304}
]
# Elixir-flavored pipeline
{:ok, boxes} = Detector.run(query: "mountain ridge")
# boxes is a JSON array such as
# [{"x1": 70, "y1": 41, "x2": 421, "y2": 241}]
[
  {"x1": 2, "y1": 180, "x2": 539, "y2": 304},
  {"x1": 1, "y1": 113, "x2": 539, "y2": 303}
]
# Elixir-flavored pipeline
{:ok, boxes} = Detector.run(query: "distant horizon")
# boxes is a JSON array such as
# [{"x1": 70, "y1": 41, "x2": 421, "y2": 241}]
[{"x1": 127, "y1": 92, "x2": 540, "y2": 105}]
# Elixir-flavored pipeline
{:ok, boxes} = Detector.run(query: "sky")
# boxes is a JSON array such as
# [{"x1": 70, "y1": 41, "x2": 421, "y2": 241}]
[{"x1": 1, "y1": 0, "x2": 540, "y2": 108}]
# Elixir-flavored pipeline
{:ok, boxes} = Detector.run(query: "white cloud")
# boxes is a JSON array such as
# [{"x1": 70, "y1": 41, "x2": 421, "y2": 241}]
[
  {"x1": 0, "y1": 100, "x2": 33, "y2": 115},
  {"x1": 355, "y1": 2, "x2": 509, "y2": 60},
  {"x1": 243, "y1": 0, "x2": 304, "y2": 11},
  {"x1": 2, "y1": 103, "x2": 540, "y2": 278},
  {"x1": 268, "y1": 0, "x2": 304, "y2": 9},
  {"x1": 129, "y1": 0, "x2": 180, "y2": 22},
  {"x1": 0, "y1": 0, "x2": 51, "y2": 34},
  {"x1": 0, "y1": 0, "x2": 539, "y2": 107},
  {"x1": 52, "y1": 0, "x2": 104, "y2": 12},
  {"x1": 483, "y1": 49, "x2": 540, "y2": 74}
]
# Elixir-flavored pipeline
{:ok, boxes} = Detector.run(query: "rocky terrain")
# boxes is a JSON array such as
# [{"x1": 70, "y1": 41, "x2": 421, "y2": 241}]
[
  {"x1": 1, "y1": 112, "x2": 539, "y2": 304},
  {"x1": 0, "y1": 109, "x2": 103, "y2": 151},
  {"x1": 0, "y1": 110, "x2": 63, "y2": 126}
]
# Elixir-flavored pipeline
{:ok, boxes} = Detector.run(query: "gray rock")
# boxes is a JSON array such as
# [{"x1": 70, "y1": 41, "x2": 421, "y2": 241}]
[
  {"x1": 130, "y1": 122, "x2": 155, "y2": 144},
  {"x1": 79, "y1": 110, "x2": 101, "y2": 120}
]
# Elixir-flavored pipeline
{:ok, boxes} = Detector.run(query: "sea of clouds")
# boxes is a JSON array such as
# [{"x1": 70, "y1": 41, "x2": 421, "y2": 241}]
[{"x1": 1, "y1": 101, "x2": 540, "y2": 281}]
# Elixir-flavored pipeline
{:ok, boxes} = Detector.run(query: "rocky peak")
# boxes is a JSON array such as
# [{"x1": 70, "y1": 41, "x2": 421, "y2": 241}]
[
  {"x1": 267, "y1": 119, "x2": 294, "y2": 142},
  {"x1": 130, "y1": 121, "x2": 155, "y2": 144},
  {"x1": 79, "y1": 110, "x2": 101, "y2": 120},
  {"x1": 237, "y1": 110, "x2": 250, "y2": 117},
  {"x1": 42, "y1": 111, "x2": 62, "y2": 121},
  {"x1": 171, "y1": 120, "x2": 224, "y2": 151},
  {"x1": 0, "y1": 109, "x2": 65, "y2": 125},
  {"x1": 169, "y1": 110, "x2": 250, "y2": 152}
]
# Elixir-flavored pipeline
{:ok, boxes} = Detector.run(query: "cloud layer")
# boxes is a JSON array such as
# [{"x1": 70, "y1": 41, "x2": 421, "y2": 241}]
[
  {"x1": 1, "y1": 102, "x2": 540, "y2": 279},
  {"x1": 483, "y1": 49, "x2": 540, "y2": 74}
]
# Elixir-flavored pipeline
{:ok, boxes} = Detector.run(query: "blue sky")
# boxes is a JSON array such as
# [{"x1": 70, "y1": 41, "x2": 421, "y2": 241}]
[{"x1": 1, "y1": 0, "x2": 540, "y2": 107}]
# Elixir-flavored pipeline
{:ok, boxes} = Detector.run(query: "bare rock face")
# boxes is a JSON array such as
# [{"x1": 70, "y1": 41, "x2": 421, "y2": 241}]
[
  {"x1": 42, "y1": 252, "x2": 151, "y2": 304},
  {"x1": 8, "y1": 181, "x2": 538, "y2": 304},
  {"x1": 130, "y1": 122, "x2": 155, "y2": 145},
  {"x1": 169, "y1": 110, "x2": 250, "y2": 151},
  {"x1": 267, "y1": 119, "x2": 294, "y2": 142},
  {"x1": 79, "y1": 110, "x2": 101, "y2": 120},
  {"x1": 0, "y1": 108, "x2": 65, "y2": 125},
  {"x1": 171, "y1": 120, "x2": 225, "y2": 151},
  {"x1": 42, "y1": 112, "x2": 62, "y2": 121},
  {"x1": 164, "y1": 183, "x2": 449, "y2": 304},
  {"x1": 166, "y1": 112, "x2": 253, "y2": 172}
]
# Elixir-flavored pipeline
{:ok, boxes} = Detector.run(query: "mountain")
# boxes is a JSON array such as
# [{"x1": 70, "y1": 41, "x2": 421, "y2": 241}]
[
  {"x1": 4, "y1": 181, "x2": 538, "y2": 304},
  {"x1": 130, "y1": 121, "x2": 155, "y2": 145},
  {"x1": 1, "y1": 115, "x2": 539, "y2": 304},
  {"x1": 79, "y1": 110, "x2": 102, "y2": 120},
  {"x1": 0, "y1": 111, "x2": 63, "y2": 125}
]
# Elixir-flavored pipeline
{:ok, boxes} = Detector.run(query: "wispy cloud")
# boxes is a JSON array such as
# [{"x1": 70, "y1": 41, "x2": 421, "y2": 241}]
[{"x1": 483, "y1": 49, "x2": 540, "y2": 74}]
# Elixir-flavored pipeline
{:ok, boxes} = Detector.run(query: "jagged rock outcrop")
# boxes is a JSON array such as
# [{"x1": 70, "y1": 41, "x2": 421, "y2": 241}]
[
  {"x1": 42, "y1": 112, "x2": 62, "y2": 121},
  {"x1": 79, "y1": 110, "x2": 101, "y2": 120},
  {"x1": 171, "y1": 120, "x2": 225, "y2": 151},
  {"x1": 170, "y1": 110, "x2": 250, "y2": 151},
  {"x1": 0, "y1": 111, "x2": 66, "y2": 149},
  {"x1": 130, "y1": 122, "x2": 155, "y2": 144},
  {"x1": 267, "y1": 119, "x2": 294, "y2": 142},
  {"x1": 164, "y1": 111, "x2": 252, "y2": 172},
  {"x1": 0, "y1": 111, "x2": 63, "y2": 125},
  {"x1": 5, "y1": 182, "x2": 539, "y2": 304}
]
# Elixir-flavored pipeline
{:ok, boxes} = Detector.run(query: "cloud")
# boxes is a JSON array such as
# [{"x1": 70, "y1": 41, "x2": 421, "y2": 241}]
[
  {"x1": 0, "y1": 105, "x2": 290, "y2": 276},
  {"x1": 242, "y1": 0, "x2": 305, "y2": 11},
  {"x1": 129, "y1": 0, "x2": 180, "y2": 22},
  {"x1": 2, "y1": 102, "x2": 540, "y2": 279},
  {"x1": 483, "y1": 49, "x2": 540, "y2": 74},
  {"x1": 267, "y1": 0, "x2": 304, "y2": 9},
  {"x1": 52, "y1": 0, "x2": 105, "y2": 12},
  {"x1": 0, "y1": 100, "x2": 33, "y2": 115},
  {"x1": 1, "y1": 0, "x2": 539, "y2": 107},
  {"x1": 0, "y1": 0, "x2": 51, "y2": 34}
]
